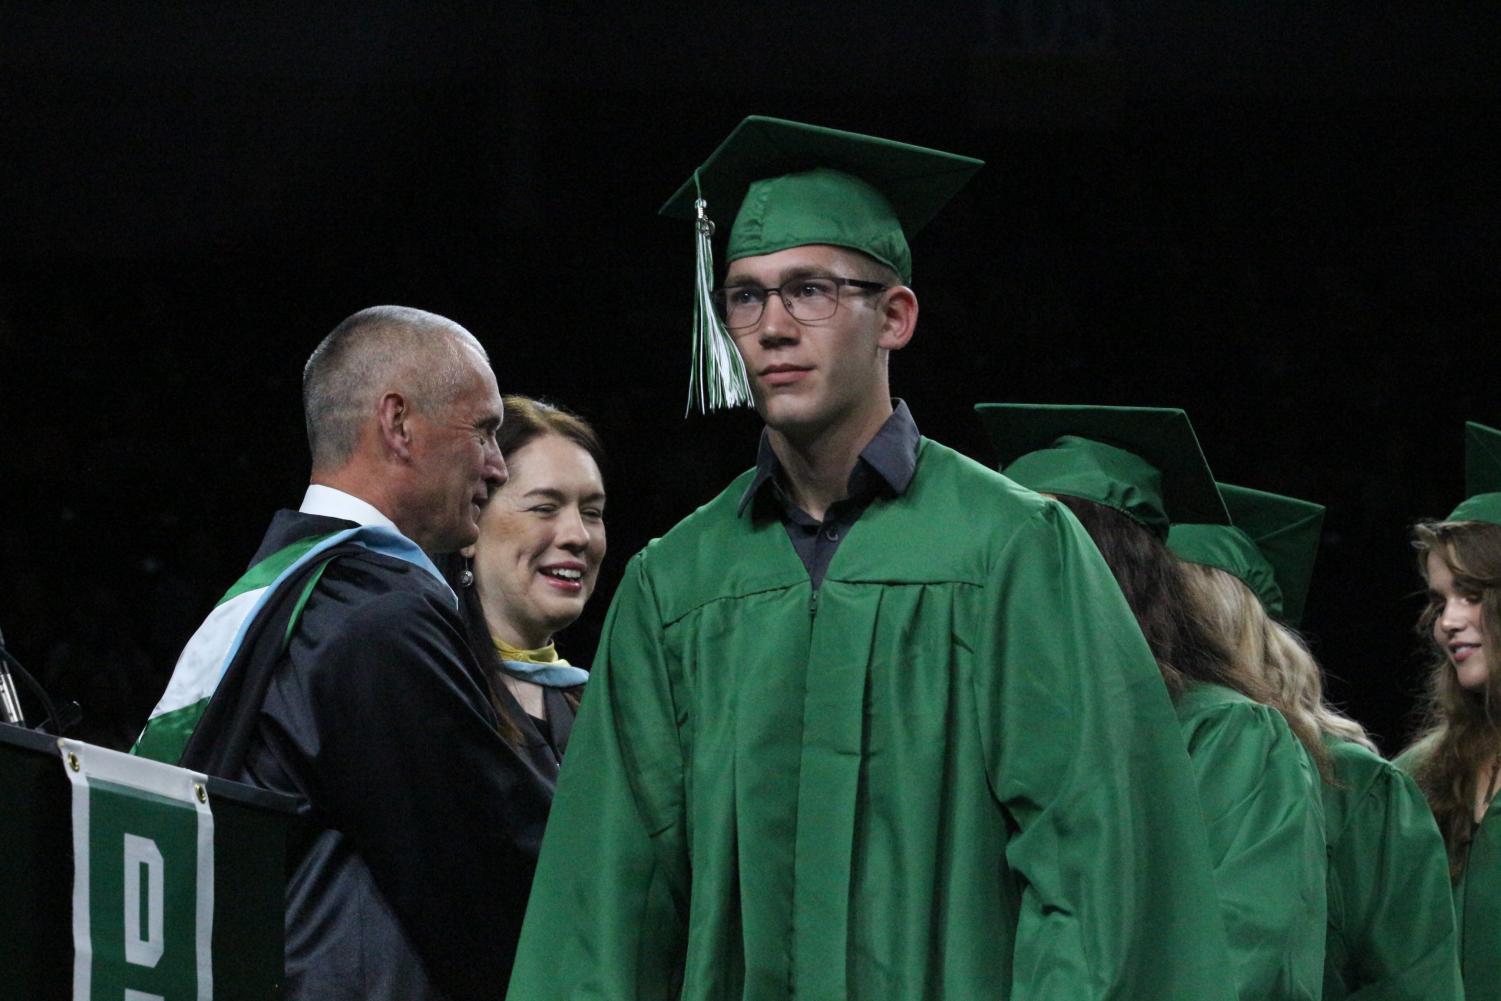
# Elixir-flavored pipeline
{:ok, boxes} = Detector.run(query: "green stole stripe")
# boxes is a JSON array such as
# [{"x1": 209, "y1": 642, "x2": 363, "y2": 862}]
[
  {"x1": 284, "y1": 561, "x2": 333, "y2": 647},
  {"x1": 132, "y1": 698, "x2": 212, "y2": 763},
  {"x1": 133, "y1": 547, "x2": 340, "y2": 764},
  {"x1": 215, "y1": 531, "x2": 341, "y2": 607}
]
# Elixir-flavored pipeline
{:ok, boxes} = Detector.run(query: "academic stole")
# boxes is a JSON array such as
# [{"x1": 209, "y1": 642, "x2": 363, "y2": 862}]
[{"x1": 131, "y1": 525, "x2": 448, "y2": 765}]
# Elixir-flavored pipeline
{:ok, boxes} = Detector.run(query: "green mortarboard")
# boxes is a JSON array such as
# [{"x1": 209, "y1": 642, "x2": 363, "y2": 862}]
[
  {"x1": 1448, "y1": 422, "x2": 1501, "y2": 525},
  {"x1": 1168, "y1": 483, "x2": 1326, "y2": 624},
  {"x1": 662, "y1": 116, "x2": 983, "y2": 414},
  {"x1": 975, "y1": 403, "x2": 1229, "y2": 539}
]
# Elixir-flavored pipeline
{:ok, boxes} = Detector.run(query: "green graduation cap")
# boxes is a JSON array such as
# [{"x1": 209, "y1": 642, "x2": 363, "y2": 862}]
[
  {"x1": 1448, "y1": 422, "x2": 1501, "y2": 525},
  {"x1": 662, "y1": 116, "x2": 983, "y2": 414},
  {"x1": 975, "y1": 403, "x2": 1229, "y2": 539},
  {"x1": 1168, "y1": 483, "x2": 1326, "y2": 625}
]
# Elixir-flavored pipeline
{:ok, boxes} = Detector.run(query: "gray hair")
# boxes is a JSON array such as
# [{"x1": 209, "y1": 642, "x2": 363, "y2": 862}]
[{"x1": 302, "y1": 305, "x2": 489, "y2": 470}]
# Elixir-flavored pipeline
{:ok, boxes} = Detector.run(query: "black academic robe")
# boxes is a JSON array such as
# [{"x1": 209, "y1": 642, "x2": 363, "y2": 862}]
[
  {"x1": 188, "y1": 510, "x2": 554, "y2": 1001},
  {"x1": 484, "y1": 667, "x2": 580, "y2": 779}
]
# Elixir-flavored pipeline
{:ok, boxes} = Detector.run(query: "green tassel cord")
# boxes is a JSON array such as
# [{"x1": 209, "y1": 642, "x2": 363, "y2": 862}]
[{"x1": 688, "y1": 190, "x2": 752, "y2": 415}]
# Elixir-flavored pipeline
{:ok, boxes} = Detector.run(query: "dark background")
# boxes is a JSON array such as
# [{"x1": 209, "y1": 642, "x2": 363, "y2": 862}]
[{"x1": 2, "y1": 3, "x2": 1497, "y2": 752}]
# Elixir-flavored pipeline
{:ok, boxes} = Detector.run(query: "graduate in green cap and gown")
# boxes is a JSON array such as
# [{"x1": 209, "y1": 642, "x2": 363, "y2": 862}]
[
  {"x1": 1399, "y1": 421, "x2": 1501, "y2": 1001},
  {"x1": 1172, "y1": 485, "x2": 1462, "y2": 1000},
  {"x1": 980, "y1": 403, "x2": 1328, "y2": 1001},
  {"x1": 508, "y1": 118, "x2": 1238, "y2": 1001}
]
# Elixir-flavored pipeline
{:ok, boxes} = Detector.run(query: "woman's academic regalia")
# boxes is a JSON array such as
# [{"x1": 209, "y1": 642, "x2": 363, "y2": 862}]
[
  {"x1": 1323, "y1": 737, "x2": 1462, "y2": 1000},
  {"x1": 1446, "y1": 785, "x2": 1501, "y2": 999},
  {"x1": 1399, "y1": 733, "x2": 1501, "y2": 1001},
  {"x1": 486, "y1": 639, "x2": 585, "y2": 773},
  {"x1": 1172, "y1": 482, "x2": 1462, "y2": 1000},
  {"x1": 1175, "y1": 682, "x2": 1327, "y2": 1000}
]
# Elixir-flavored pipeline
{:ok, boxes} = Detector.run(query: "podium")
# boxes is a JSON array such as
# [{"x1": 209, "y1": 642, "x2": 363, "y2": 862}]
[{"x1": 0, "y1": 723, "x2": 299, "y2": 1000}]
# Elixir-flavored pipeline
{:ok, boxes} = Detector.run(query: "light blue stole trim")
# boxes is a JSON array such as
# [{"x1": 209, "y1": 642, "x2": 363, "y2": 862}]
[
  {"x1": 348, "y1": 526, "x2": 455, "y2": 605},
  {"x1": 215, "y1": 526, "x2": 453, "y2": 689},
  {"x1": 500, "y1": 660, "x2": 589, "y2": 689}
]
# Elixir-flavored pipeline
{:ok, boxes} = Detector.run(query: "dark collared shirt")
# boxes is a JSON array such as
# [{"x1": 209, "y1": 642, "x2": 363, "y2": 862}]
[{"x1": 737, "y1": 400, "x2": 920, "y2": 588}]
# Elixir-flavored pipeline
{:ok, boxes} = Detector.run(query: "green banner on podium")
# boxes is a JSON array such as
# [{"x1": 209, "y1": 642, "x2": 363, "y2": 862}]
[
  {"x1": 62, "y1": 738, "x2": 214, "y2": 1001},
  {"x1": 1, "y1": 724, "x2": 296, "y2": 1000}
]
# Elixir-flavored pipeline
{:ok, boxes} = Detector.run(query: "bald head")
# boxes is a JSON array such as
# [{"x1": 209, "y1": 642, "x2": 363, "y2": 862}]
[{"x1": 303, "y1": 305, "x2": 488, "y2": 472}]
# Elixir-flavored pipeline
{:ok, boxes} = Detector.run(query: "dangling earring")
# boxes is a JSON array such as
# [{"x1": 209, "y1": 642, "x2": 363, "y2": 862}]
[{"x1": 458, "y1": 559, "x2": 474, "y2": 589}]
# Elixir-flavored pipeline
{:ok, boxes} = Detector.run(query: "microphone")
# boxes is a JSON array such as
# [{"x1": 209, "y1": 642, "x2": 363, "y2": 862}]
[
  {"x1": 0, "y1": 624, "x2": 65, "y2": 734},
  {"x1": 0, "y1": 625, "x2": 24, "y2": 726}
]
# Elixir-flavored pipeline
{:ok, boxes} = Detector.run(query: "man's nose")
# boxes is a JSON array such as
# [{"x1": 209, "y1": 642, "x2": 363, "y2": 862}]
[
  {"x1": 486, "y1": 447, "x2": 508, "y2": 491},
  {"x1": 756, "y1": 292, "x2": 800, "y2": 342}
]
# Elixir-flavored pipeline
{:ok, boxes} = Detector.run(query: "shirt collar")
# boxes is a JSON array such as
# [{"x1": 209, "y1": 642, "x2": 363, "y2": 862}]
[
  {"x1": 737, "y1": 399, "x2": 921, "y2": 516},
  {"x1": 299, "y1": 484, "x2": 402, "y2": 533}
]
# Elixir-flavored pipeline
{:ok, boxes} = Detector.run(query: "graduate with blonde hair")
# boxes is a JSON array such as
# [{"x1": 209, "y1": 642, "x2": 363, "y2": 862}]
[{"x1": 1172, "y1": 484, "x2": 1461, "y2": 1000}]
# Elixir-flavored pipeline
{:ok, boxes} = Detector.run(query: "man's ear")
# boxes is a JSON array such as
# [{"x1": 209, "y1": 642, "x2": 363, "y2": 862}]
[
  {"x1": 876, "y1": 285, "x2": 918, "y2": 353},
  {"x1": 378, "y1": 391, "x2": 414, "y2": 459}
]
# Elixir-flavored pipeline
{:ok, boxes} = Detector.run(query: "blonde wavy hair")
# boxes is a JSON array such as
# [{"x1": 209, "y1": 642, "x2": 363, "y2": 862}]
[{"x1": 1181, "y1": 561, "x2": 1370, "y2": 776}]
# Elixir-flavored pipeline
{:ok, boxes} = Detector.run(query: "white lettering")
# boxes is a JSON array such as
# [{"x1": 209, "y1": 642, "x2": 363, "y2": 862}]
[{"x1": 122, "y1": 834, "x2": 164, "y2": 969}]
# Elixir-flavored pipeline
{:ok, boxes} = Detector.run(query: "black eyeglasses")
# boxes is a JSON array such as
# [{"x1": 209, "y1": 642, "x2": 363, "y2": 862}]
[{"x1": 711, "y1": 276, "x2": 889, "y2": 330}]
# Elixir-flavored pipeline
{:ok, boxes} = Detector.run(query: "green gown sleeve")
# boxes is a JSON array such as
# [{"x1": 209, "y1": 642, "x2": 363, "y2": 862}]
[
  {"x1": 1178, "y1": 690, "x2": 1326, "y2": 1001},
  {"x1": 974, "y1": 503, "x2": 1239, "y2": 1001},
  {"x1": 1394, "y1": 737, "x2": 1497, "y2": 1001},
  {"x1": 1322, "y1": 744, "x2": 1462, "y2": 1001},
  {"x1": 1455, "y1": 800, "x2": 1501, "y2": 1000},
  {"x1": 506, "y1": 554, "x2": 688, "y2": 1001},
  {"x1": 1390, "y1": 741, "x2": 1431, "y2": 777}
]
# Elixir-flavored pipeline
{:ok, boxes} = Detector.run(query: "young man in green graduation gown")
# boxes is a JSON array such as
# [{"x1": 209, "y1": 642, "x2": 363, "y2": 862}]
[{"x1": 507, "y1": 118, "x2": 1238, "y2": 1001}]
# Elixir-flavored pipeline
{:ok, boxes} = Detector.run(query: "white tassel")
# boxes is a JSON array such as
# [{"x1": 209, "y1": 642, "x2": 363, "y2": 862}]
[{"x1": 688, "y1": 196, "x2": 752, "y2": 415}]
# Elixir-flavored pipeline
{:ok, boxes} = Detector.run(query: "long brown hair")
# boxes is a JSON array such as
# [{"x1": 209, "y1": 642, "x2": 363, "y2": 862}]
[
  {"x1": 1057, "y1": 495, "x2": 1330, "y2": 774},
  {"x1": 444, "y1": 395, "x2": 604, "y2": 748},
  {"x1": 1406, "y1": 519, "x2": 1501, "y2": 875},
  {"x1": 1056, "y1": 496, "x2": 1249, "y2": 699}
]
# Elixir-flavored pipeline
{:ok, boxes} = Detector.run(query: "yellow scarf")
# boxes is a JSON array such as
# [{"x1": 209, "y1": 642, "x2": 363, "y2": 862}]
[
  {"x1": 493, "y1": 638, "x2": 571, "y2": 666},
  {"x1": 492, "y1": 638, "x2": 587, "y2": 687}
]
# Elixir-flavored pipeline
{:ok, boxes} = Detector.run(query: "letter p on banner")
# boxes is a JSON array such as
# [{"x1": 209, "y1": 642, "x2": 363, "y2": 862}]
[{"x1": 61, "y1": 738, "x2": 214, "y2": 1001}]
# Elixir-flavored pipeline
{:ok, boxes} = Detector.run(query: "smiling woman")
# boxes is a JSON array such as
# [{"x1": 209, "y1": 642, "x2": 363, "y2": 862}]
[
  {"x1": 1398, "y1": 422, "x2": 1501, "y2": 1001},
  {"x1": 438, "y1": 396, "x2": 607, "y2": 772},
  {"x1": 1402, "y1": 522, "x2": 1501, "y2": 852}
]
